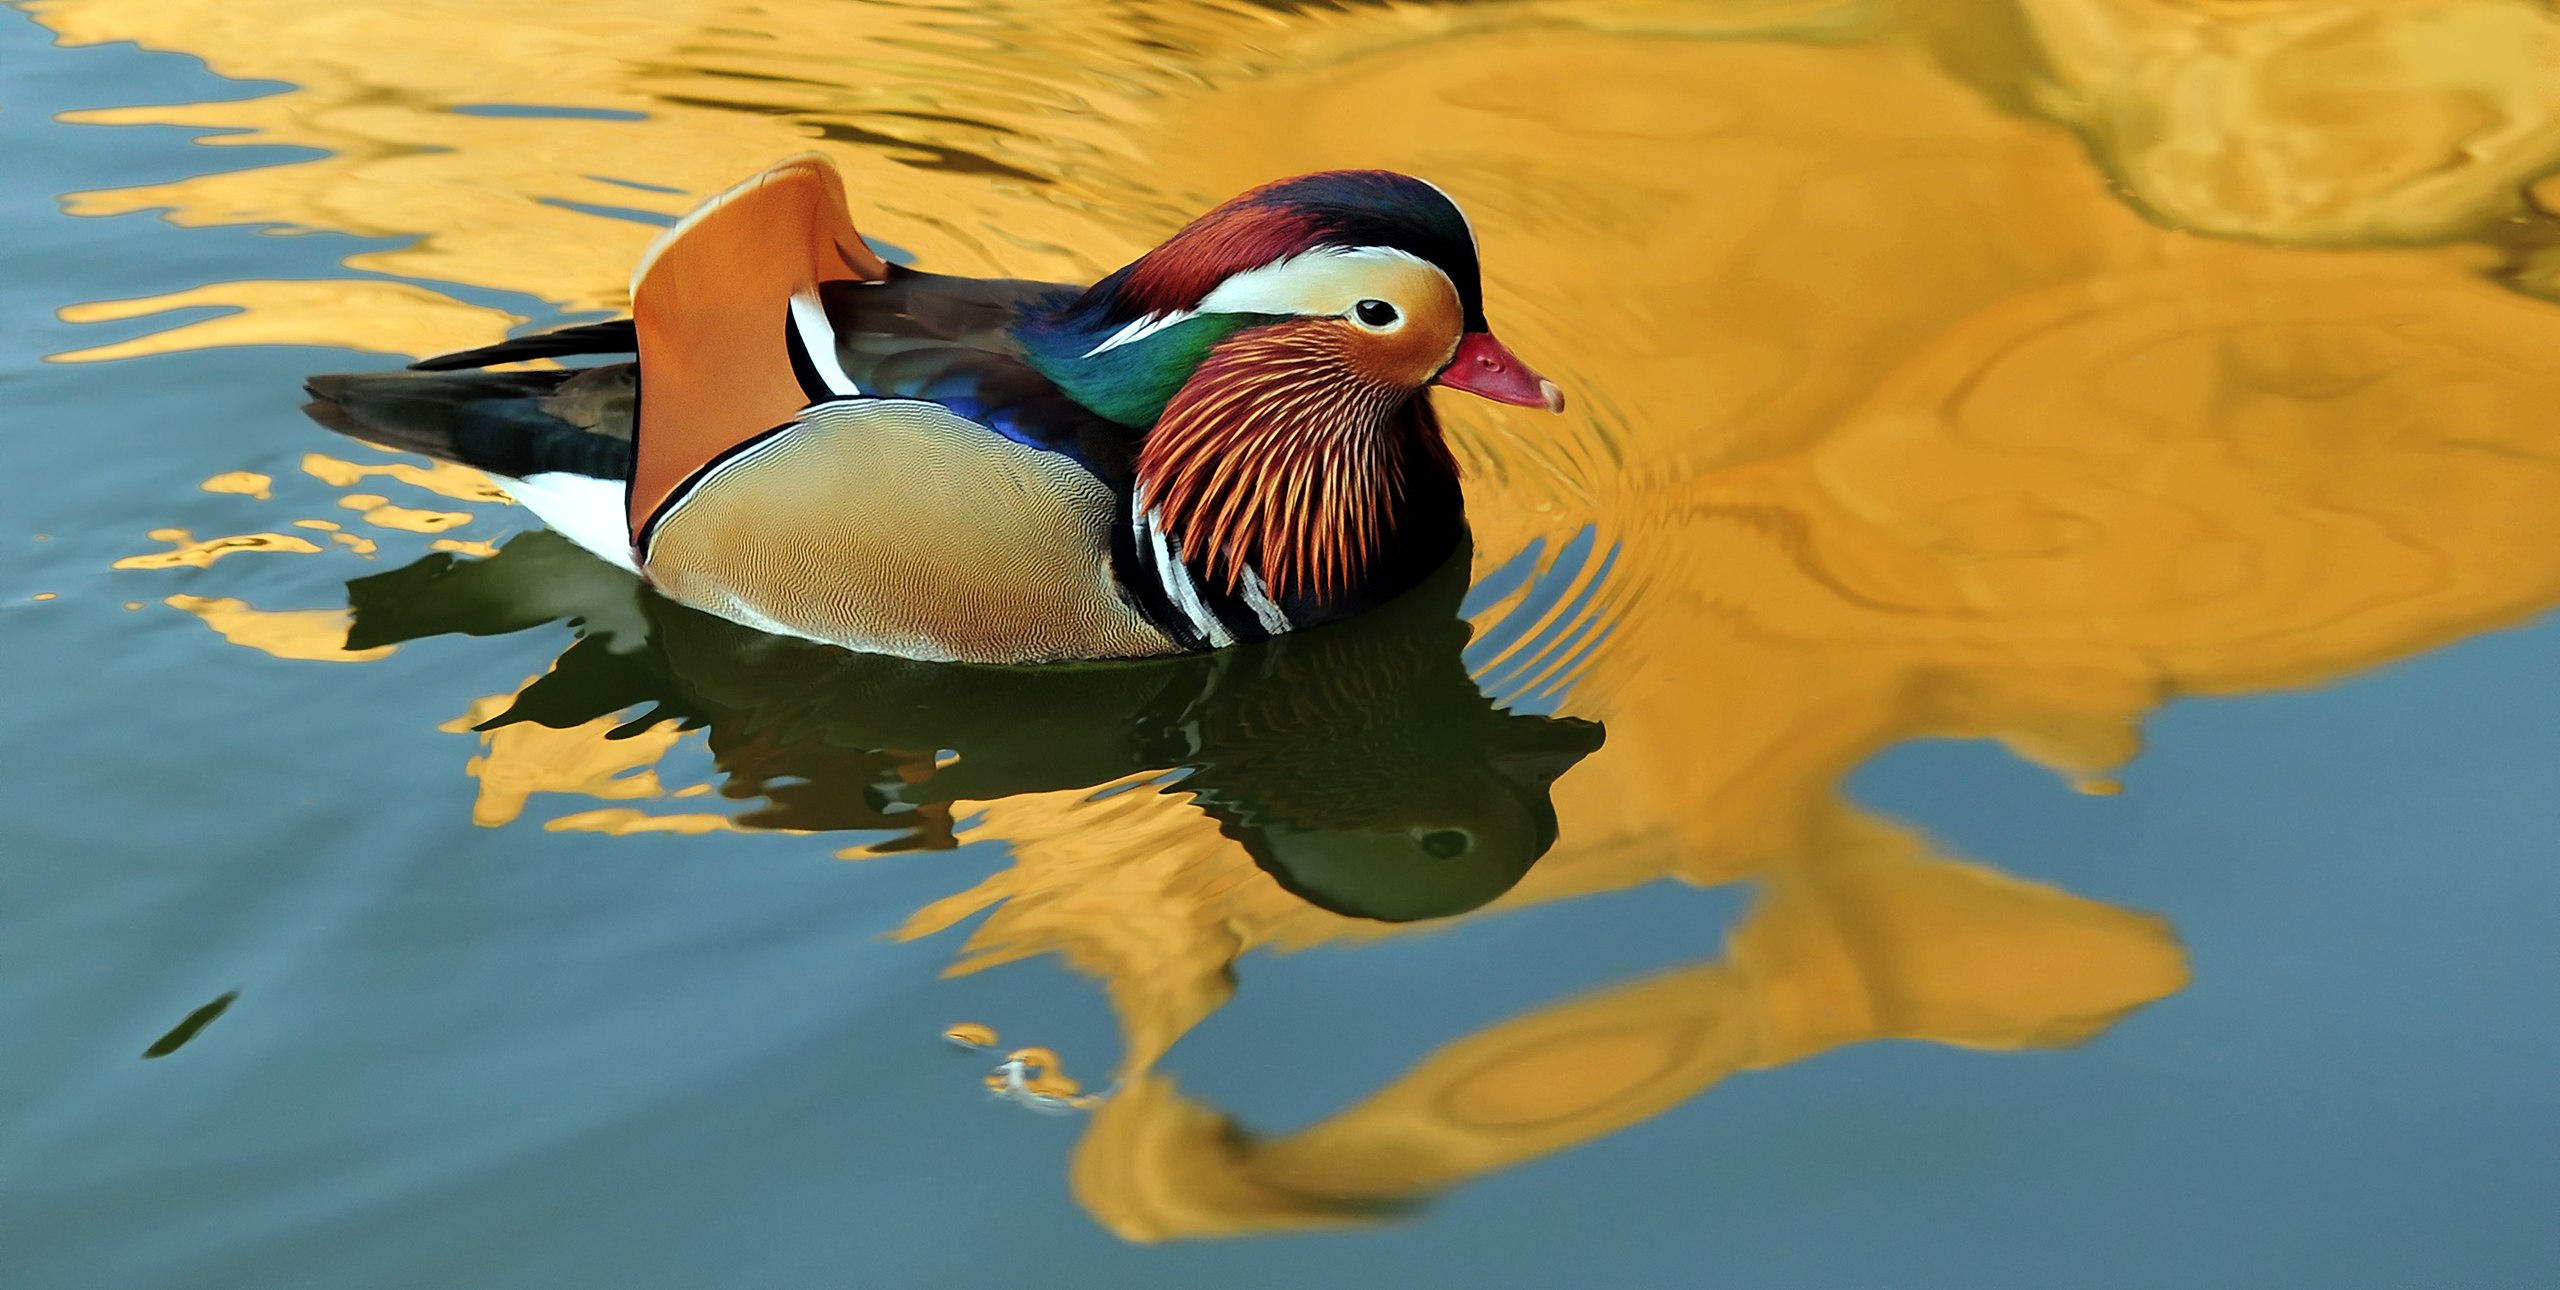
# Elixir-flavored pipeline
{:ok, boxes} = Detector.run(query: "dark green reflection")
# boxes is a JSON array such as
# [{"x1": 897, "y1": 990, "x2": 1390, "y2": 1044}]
[{"x1": 346, "y1": 533, "x2": 1602, "y2": 922}]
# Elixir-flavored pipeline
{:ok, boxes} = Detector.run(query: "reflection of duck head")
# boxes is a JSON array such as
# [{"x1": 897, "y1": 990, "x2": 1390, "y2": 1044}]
[
  {"x1": 347, "y1": 531, "x2": 1602, "y2": 921},
  {"x1": 1168, "y1": 587, "x2": 1599, "y2": 922}
]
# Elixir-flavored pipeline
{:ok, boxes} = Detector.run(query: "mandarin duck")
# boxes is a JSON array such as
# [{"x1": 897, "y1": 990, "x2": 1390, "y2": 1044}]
[
  {"x1": 344, "y1": 528, "x2": 1602, "y2": 920},
  {"x1": 306, "y1": 154, "x2": 1564, "y2": 664}
]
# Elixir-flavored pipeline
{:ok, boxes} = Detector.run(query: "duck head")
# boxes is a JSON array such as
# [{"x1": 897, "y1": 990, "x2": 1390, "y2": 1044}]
[{"x1": 1017, "y1": 171, "x2": 1564, "y2": 602}]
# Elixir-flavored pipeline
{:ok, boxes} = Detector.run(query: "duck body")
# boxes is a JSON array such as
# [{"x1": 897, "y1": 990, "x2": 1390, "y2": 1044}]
[{"x1": 305, "y1": 155, "x2": 1561, "y2": 664}]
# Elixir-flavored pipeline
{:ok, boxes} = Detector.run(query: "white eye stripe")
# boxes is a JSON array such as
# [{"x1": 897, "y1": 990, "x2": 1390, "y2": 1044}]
[
  {"x1": 1083, "y1": 245, "x2": 1450, "y2": 356},
  {"x1": 1194, "y1": 245, "x2": 1448, "y2": 318}
]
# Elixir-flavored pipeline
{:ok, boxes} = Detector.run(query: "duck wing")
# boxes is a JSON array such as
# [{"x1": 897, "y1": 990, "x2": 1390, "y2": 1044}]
[
  {"x1": 817, "y1": 269, "x2": 1134, "y2": 474},
  {"x1": 397, "y1": 156, "x2": 1132, "y2": 511},
  {"x1": 405, "y1": 318, "x2": 637, "y2": 372}
]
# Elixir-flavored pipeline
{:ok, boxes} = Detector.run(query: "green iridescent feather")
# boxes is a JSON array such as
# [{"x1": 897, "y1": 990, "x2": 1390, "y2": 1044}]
[{"x1": 1018, "y1": 311, "x2": 1285, "y2": 427}]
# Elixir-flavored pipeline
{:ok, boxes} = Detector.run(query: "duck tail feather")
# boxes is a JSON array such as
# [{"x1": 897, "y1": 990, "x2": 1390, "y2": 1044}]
[
  {"x1": 301, "y1": 368, "x2": 633, "y2": 482},
  {"x1": 408, "y1": 318, "x2": 638, "y2": 371}
]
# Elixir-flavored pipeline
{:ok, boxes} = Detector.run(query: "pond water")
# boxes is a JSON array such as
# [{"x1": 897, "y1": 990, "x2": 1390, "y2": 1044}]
[{"x1": 3, "y1": 1, "x2": 2557, "y2": 1285}]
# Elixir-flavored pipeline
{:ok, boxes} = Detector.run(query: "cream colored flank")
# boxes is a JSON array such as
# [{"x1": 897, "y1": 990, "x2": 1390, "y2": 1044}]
[{"x1": 643, "y1": 400, "x2": 1175, "y2": 663}]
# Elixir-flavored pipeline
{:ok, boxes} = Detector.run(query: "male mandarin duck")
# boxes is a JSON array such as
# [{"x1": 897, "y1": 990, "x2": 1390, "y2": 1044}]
[{"x1": 304, "y1": 154, "x2": 1564, "y2": 664}]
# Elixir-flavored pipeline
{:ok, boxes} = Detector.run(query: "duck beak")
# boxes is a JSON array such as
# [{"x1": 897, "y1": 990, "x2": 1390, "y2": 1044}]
[{"x1": 1433, "y1": 331, "x2": 1566, "y2": 413}]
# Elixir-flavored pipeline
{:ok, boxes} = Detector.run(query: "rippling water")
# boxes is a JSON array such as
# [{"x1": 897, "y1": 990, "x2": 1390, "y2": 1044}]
[{"x1": 5, "y1": 1, "x2": 2558, "y2": 1284}]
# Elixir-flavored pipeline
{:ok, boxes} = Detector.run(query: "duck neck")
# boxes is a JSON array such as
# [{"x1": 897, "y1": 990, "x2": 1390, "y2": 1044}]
[
  {"x1": 1014, "y1": 295, "x2": 1281, "y2": 428},
  {"x1": 1134, "y1": 320, "x2": 1461, "y2": 611}
]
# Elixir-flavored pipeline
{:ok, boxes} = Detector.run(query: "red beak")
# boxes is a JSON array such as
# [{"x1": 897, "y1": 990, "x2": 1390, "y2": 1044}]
[{"x1": 1433, "y1": 331, "x2": 1566, "y2": 412}]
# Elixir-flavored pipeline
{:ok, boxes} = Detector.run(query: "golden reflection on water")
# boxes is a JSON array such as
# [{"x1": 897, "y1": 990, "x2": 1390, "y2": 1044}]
[
  {"x1": 113, "y1": 528, "x2": 323, "y2": 570},
  {"x1": 115, "y1": 447, "x2": 512, "y2": 655},
  {"x1": 197, "y1": 471, "x2": 271, "y2": 500},
  {"x1": 53, "y1": 0, "x2": 2560, "y2": 1240},
  {"x1": 335, "y1": 493, "x2": 474, "y2": 534},
  {"x1": 1972, "y1": 0, "x2": 2560, "y2": 244},
  {"x1": 298, "y1": 450, "x2": 509, "y2": 504},
  {"x1": 52, "y1": 279, "x2": 515, "y2": 364},
  {"x1": 436, "y1": 693, "x2": 683, "y2": 829},
  {"x1": 163, "y1": 595, "x2": 394, "y2": 663}
]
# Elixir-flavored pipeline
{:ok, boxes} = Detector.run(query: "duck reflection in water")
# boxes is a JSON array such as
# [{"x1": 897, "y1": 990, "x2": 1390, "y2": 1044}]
[{"x1": 344, "y1": 529, "x2": 1604, "y2": 923}]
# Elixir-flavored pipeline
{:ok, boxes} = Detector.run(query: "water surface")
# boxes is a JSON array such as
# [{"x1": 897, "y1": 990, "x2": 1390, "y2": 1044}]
[{"x1": 3, "y1": 1, "x2": 2557, "y2": 1285}]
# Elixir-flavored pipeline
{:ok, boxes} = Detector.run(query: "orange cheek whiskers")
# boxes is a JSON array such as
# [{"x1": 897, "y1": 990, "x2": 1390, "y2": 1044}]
[{"x1": 1137, "y1": 323, "x2": 1444, "y2": 605}]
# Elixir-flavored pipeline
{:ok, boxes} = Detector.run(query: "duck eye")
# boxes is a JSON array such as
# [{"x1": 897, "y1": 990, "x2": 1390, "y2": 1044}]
[
  {"x1": 1354, "y1": 299, "x2": 1399, "y2": 327},
  {"x1": 1418, "y1": 828, "x2": 1472, "y2": 859}
]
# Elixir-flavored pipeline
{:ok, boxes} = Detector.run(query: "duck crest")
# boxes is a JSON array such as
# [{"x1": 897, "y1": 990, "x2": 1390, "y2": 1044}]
[
  {"x1": 1135, "y1": 319, "x2": 1457, "y2": 606},
  {"x1": 1063, "y1": 171, "x2": 1483, "y2": 332}
]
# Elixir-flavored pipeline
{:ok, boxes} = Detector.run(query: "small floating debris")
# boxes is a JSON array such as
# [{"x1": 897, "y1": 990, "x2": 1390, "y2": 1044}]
[
  {"x1": 985, "y1": 1046, "x2": 1108, "y2": 1114},
  {"x1": 143, "y1": 990, "x2": 238, "y2": 1059},
  {"x1": 2073, "y1": 776, "x2": 2124, "y2": 797},
  {"x1": 942, "y1": 1022, "x2": 999, "y2": 1051}
]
